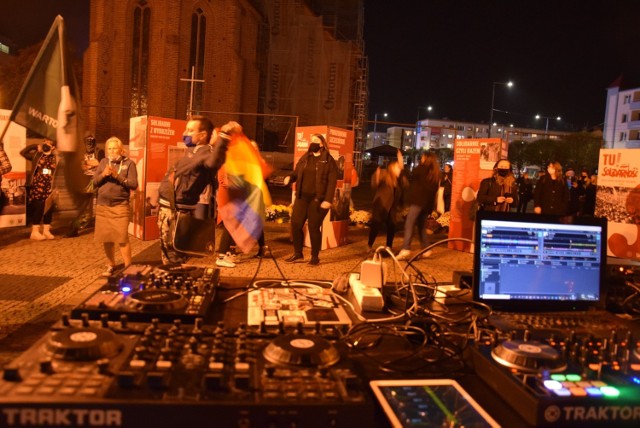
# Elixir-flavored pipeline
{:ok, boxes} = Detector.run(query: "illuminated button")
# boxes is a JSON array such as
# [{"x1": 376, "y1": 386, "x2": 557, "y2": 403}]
[
  {"x1": 601, "y1": 386, "x2": 620, "y2": 397},
  {"x1": 629, "y1": 363, "x2": 640, "y2": 371},
  {"x1": 129, "y1": 359, "x2": 146, "y2": 369},
  {"x1": 24, "y1": 379, "x2": 42, "y2": 386},
  {"x1": 550, "y1": 374, "x2": 566, "y2": 381},
  {"x1": 569, "y1": 387, "x2": 587, "y2": 396},
  {"x1": 43, "y1": 379, "x2": 63, "y2": 387},
  {"x1": 565, "y1": 374, "x2": 582, "y2": 382},
  {"x1": 209, "y1": 361, "x2": 224, "y2": 371},
  {"x1": 543, "y1": 380, "x2": 563, "y2": 390},
  {"x1": 561, "y1": 381, "x2": 575, "y2": 388},
  {"x1": 553, "y1": 388, "x2": 572, "y2": 397},
  {"x1": 585, "y1": 387, "x2": 603, "y2": 396},
  {"x1": 156, "y1": 360, "x2": 172, "y2": 369},
  {"x1": 577, "y1": 381, "x2": 591, "y2": 388},
  {"x1": 235, "y1": 362, "x2": 250, "y2": 372},
  {"x1": 79, "y1": 387, "x2": 98, "y2": 396},
  {"x1": 590, "y1": 381, "x2": 607, "y2": 388},
  {"x1": 85, "y1": 379, "x2": 103, "y2": 387},
  {"x1": 59, "y1": 387, "x2": 77, "y2": 395},
  {"x1": 36, "y1": 387, "x2": 55, "y2": 395},
  {"x1": 14, "y1": 386, "x2": 34, "y2": 395},
  {"x1": 65, "y1": 380, "x2": 82, "y2": 387}
]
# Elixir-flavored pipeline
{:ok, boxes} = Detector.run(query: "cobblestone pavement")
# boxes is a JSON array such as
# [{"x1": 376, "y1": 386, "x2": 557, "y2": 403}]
[{"x1": 0, "y1": 204, "x2": 473, "y2": 367}]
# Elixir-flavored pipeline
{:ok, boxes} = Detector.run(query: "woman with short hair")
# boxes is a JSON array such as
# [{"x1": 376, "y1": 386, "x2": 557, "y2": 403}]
[{"x1": 93, "y1": 137, "x2": 138, "y2": 276}]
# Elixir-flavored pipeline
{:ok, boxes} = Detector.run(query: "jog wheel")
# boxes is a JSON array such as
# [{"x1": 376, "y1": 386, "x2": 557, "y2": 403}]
[
  {"x1": 492, "y1": 340, "x2": 567, "y2": 373},
  {"x1": 125, "y1": 289, "x2": 188, "y2": 312},
  {"x1": 263, "y1": 334, "x2": 340, "y2": 367},
  {"x1": 44, "y1": 327, "x2": 123, "y2": 361}
]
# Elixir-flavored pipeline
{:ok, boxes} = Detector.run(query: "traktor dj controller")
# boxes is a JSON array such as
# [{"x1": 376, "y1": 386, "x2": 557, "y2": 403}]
[
  {"x1": 470, "y1": 328, "x2": 640, "y2": 427},
  {"x1": 70, "y1": 264, "x2": 219, "y2": 324},
  {"x1": 0, "y1": 315, "x2": 374, "y2": 428}
]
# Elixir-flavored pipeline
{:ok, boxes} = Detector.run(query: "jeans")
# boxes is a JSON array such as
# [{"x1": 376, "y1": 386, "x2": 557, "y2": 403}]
[{"x1": 402, "y1": 204, "x2": 428, "y2": 251}]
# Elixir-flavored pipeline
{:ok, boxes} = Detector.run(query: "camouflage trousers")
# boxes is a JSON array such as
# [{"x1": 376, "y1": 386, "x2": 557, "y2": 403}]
[{"x1": 157, "y1": 206, "x2": 187, "y2": 265}]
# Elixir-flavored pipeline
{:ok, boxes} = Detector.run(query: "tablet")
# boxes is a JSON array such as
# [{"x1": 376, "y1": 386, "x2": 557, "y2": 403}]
[{"x1": 369, "y1": 379, "x2": 500, "y2": 427}]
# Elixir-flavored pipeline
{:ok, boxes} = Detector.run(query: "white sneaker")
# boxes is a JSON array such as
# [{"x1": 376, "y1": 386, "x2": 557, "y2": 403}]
[
  {"x1": 418, "y1": 250, "x2": 433, "y2": 259},
  {"x1": 396, "y1": 249, "x2": 412, "y2": 261},
  {"x1": 216, "y1": 253, "x2": 236, "y2": 268},
  {"x1": 101, "y1": 265, "x2": 115, "y2": 277},
  {"x1": 30, "y1": 226, "x2": 45, "y2": 241}
]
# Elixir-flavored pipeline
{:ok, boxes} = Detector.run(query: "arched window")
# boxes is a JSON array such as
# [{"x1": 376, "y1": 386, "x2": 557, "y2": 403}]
[
  {"x1": 131, "y1": 1, "x2": 150, "y2": 117},
  {"x1": 188, "y1": 8, "x2": 206, "y2": 115}
]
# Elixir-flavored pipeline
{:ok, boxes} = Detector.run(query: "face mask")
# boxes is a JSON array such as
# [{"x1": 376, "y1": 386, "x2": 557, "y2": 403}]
[
  {"x1": 309, "y1": 142, "x2": 321, "y2": 153},
  {"x1": 42, "y1": 144, "x2": 52, "y2": 153},
  {"x1": 497, "y1": 168, "x2": 509, "y2": 177},
  {"x1": 182, "y1": 135, "x2": 196, "y2": 147}
]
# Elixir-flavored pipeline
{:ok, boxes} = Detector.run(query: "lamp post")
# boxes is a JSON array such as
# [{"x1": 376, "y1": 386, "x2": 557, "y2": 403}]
[
  {"x1": 535, "y1": 114, "x2": 561, "y2": 139},
  {"x1": 489, "y1": 81, "x2": 513, "y2": 138},
  {"x1": 415, "y1": 106, "x2": 432, "y2": 151},
  {"x1": 373, "y1": 112, "x2": 387, "y2": 145}
]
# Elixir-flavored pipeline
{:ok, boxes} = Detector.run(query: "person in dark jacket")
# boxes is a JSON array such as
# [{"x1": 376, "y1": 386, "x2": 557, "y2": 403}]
[
  {"x1": 93, "y1": 137, "x2": 138, "y2": 276},
  {"x1": 477, "y1": 159, "x2": 519, "y2": 212},
  {"x1": 368, "y1": 158, "x2": 405, "y2": 253},
  {"x1": 396, "y1": 152, "x2": 440, "y2": 260},
  {"x1": 516, "y1": 172, "x2": 533, "y2": 213},
  {"x1": 157, "y1": 116, "x2": 242, "y2": 264},
  {"x1": 283, "y1": 134, "x2": 338, "y2": 266},
  {"x1": 583, "y1": 174, "x2": 597, "y2": 216},
  {"x1": 440, "y1": 163, "x2": 453, "y2": 212},
  {"x1": 534, "y1": 161, "x2": 569, "y2": 215},
  {"x1": 20, "y1": 138, "x2": 58, "y2": 240}
]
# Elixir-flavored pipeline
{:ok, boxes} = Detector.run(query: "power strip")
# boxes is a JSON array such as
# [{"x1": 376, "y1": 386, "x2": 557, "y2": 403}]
[{"x1": 349, "y1": 273, "x2": 385, "y2": 312}]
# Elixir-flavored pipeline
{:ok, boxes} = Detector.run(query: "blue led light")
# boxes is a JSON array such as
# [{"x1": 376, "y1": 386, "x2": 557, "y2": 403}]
[
  {"x1": 632, "y1": 377, "x2": 640, "y2": 385},
  {"x1": 121, "y1": 286, "x2": 132, "y2": 293},
  {"x1": 585, "y1": 387, "x2": 603, "y2": 396}
]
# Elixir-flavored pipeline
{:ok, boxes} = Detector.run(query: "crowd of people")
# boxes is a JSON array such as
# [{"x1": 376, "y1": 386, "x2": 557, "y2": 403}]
[{"x1": 10, "y1": 115, "x2": 606, "y2": 272}]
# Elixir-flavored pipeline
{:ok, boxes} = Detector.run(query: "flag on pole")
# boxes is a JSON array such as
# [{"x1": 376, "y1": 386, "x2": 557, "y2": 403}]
[
  {"x1": 2, "y1": 15, "x2": 81, "y2": 152},
  {"x1": 217, "y1": 134, "x2": 273, "y2": 254}
]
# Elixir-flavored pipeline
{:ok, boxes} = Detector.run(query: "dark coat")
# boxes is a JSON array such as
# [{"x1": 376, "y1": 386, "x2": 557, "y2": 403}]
[
  {"x1": 371, "y1": 168, "x2": 404, "y2": 223},
  {"x1": 477, "y1": 176, "x2": 519, "y2": 212},
  {"x1": 289, "y1": 150, "x2": 338, "y2": 203},
  {"x1": 533, "y1": 175, "x2": 569, "y2": 215},
  {"x1": 406, "y1": 164, "x2": 439, "y2": 213}
]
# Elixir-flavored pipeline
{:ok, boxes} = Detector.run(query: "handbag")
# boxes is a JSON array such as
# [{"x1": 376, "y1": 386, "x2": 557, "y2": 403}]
[{"x1": 171, "y1": 211, "x2": 216, "y2": 256}]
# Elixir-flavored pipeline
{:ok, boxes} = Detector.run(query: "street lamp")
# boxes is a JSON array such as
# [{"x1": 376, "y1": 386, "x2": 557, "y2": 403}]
[
  {"x1": 416, "y1": 105, "x2": 433, "y2": 122},
  {"x1": 535, "y1": 114, "x2": 561, "y2": 138},
  {"x1": 373, "y1": 112, "x2": 387, "y2": 144},
  {"x1": 415, "y1": 106, "x2": 433, "y2": 151},
  {"x1": 489, "y1": 81, "x2": 513, "y2": 138}
]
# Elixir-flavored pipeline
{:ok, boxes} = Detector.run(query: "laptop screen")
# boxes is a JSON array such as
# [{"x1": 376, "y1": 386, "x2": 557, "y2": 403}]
[{"x1": 473, "y1": 211, "x2": 607, "y2": 312}]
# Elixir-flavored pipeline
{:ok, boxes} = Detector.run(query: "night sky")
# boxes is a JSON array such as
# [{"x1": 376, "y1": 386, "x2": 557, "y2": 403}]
[
  {"x1": 364, "y1": 0, "x2": 640, "y2": 131},
  {"x1": 2, "y1": 0, "x2": 640, "y2": 132}
]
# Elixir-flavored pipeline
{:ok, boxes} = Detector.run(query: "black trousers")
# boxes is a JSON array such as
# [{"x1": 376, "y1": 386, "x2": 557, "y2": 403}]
[
  {"x1": 30, "y1": 199, "x2": 53, "y2": 225},
  {"x1": 291, "y1": 198, "x2": 328, "y2": 257},
  {"x1": 368, "y1": 211, "x2": 395, "y2": 248}
]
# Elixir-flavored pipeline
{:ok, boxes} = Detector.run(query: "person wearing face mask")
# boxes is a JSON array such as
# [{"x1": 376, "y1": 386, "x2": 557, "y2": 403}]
[
  {"x1": 282, "y1": 134, "x2": 338, "y2": 266},
  {"x1": 20, "y1": 138, "x2": 59, "y2": 240},
  {"x1": 476, "y1": 159, "x2": 519, "y2": 212},
  {"x1": 533, "y1": 161, "x2": 569, "y2": 215},
  {"x1": 93, "y1": 137, "x2": 138, "y2": 276},
  {"x1": 157, "y1": 116, "x2": 242, "y2": 265}
]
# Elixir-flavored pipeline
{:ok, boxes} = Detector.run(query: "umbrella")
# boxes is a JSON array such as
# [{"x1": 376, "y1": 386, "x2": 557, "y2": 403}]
[{"x1": 365, "y1": 144, "x2": 402, "y2": 157}]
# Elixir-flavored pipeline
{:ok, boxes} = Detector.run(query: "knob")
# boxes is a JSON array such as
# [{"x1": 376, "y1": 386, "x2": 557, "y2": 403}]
[
  {"x1": 39, "y1": 359, "x2": 53, "y2": 374},
  {"x1": 82, "y1": 313, "x2": 90, "y2": 327},
  {"x1": 2, "y1": 366, "x2": 21, "y2": 382},
  {"x1": 100, "y1": 314, "x2": 110, "y2": 328},
  {"x1": 119, "y1": 314, "x2": 129, "y2": 329}
]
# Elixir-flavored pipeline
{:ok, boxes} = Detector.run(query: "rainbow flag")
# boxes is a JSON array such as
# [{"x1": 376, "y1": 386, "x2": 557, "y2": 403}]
[{"x1": 217, "y1": 133, "x2": 272, "y2": 254}]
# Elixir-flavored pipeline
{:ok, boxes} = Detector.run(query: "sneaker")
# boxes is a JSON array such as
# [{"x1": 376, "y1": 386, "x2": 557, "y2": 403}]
[
  {"x1": 216, "y1": 253, "x2": 236, "y2": 268},
  {"x1": 101, "y1": 266, "x2": 115, "y2": 277},
  {"x1": 418, "y1": 250, "x2": 433, "y2": 259},
  {"x1": 396, "y1": 249, "x2": 412, "y2": 261}
]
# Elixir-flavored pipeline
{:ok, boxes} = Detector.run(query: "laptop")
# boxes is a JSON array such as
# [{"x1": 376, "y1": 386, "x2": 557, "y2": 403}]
[{"x1": 472, "y1": 211, "x2": 630, "y2": 334}]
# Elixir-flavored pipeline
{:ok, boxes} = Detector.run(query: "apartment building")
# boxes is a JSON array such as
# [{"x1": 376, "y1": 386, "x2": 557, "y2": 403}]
[{"x1": 604, "y1": 75, "x2": 640, "y2": 148}]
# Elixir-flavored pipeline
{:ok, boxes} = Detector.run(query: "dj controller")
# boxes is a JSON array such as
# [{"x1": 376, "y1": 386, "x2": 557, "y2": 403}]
[
  {"x1": 4, "y1": 263, "x2": 640, "y2": 427},
  {"x1": 470, "y1": 327, "x2": 640, "y2": 427},
  {"x1": 0, "y1": 265, "x2": 374, "y2": 428},
  {"x1": 70, "y1": 264, "x2": 219, "y2": 324}
]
